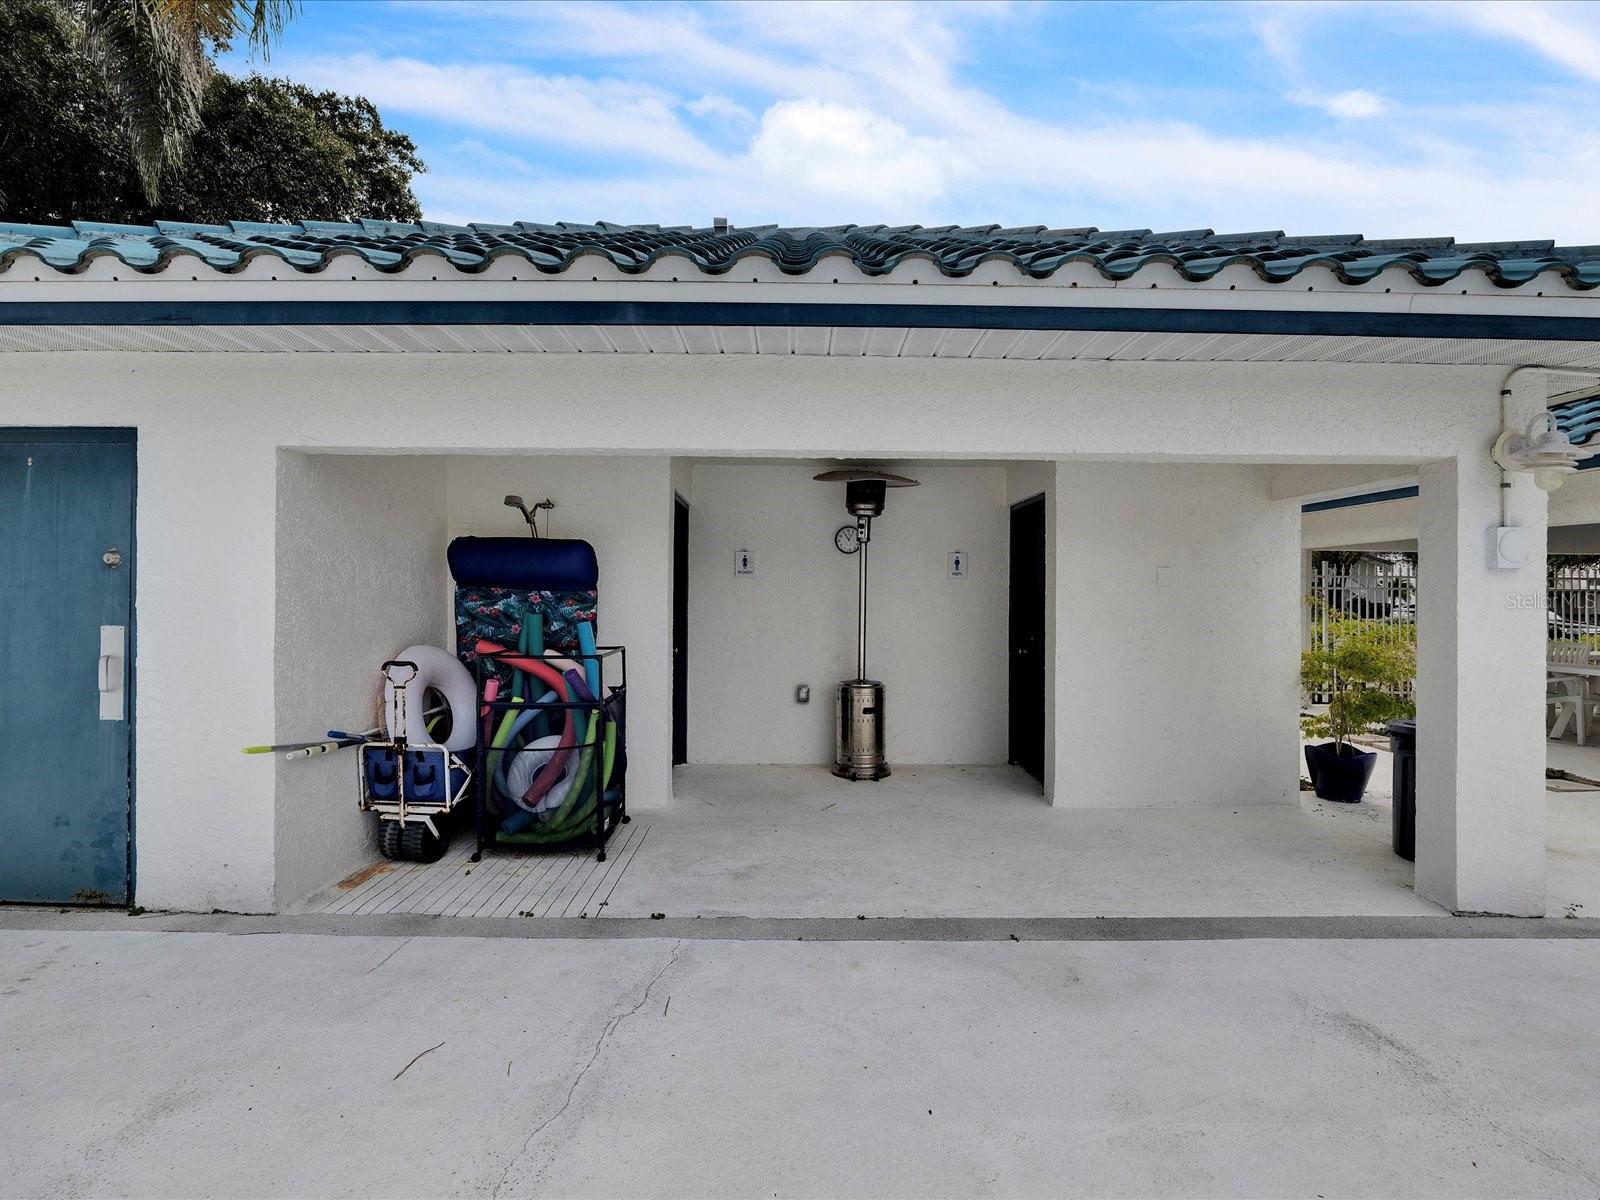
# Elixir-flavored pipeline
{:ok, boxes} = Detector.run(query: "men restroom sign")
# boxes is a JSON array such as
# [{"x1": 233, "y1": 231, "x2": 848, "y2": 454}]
[
  {"x1": 949, "y1": 551, "x2": 968, "y2": 578},
  {"x1": 736, "y1": 548, "x2": 754, "y2": 575}
]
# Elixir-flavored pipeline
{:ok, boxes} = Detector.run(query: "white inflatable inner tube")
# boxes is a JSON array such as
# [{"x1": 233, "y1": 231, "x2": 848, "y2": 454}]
[
  {"x1": 384, "y1": 644, "x2": 477, "y2": 752},
  {"x1": 503, "y1": 734, "x2": 580, "y2": 815},
  {"x1": 504, "y1": 734, "x2": 558, "y2": 800}
]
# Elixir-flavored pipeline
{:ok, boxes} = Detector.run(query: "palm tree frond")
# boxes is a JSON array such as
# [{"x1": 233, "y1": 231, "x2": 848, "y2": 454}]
[
  {"x1": 154, "y1": 0, "x2": 299, "y2": 57},
  {"x1": 74, "y1": 0, "x2": 210, "y2": 203}
]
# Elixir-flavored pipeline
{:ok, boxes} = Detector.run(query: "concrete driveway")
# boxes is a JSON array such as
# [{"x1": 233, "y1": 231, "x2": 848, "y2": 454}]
[{"x1": 2, "y1": 918, "x2": 1598, "y2": 1198}]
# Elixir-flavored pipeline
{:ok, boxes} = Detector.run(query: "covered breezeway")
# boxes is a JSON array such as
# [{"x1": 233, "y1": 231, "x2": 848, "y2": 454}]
[{"x1": 0, "y1": 319, "x2": 1578, "y2": 922}]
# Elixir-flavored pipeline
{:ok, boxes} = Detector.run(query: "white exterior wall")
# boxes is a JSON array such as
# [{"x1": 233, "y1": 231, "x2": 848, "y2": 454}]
[
  {"x1": 1054, "y1": 463, "x2": 1301, "y2": 808},
  {"x1": 274, "y1": 453, "x2": 448, "y2": 909},
  {"x1": 684, "y1": 463, "x2": 1010, "y2": 766},
  {"x1": 0, "y1": 351, "x2": 1540, "y2": 912}
]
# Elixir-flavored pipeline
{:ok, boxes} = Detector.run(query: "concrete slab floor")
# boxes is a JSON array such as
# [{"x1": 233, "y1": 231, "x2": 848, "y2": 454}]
[
  {"x1": 293, "y1": 764, "x2": 1600, "y2": 922},
  {"x1": 2, "y1": 927, "x2": 1598, "y2": 1199},
  {"x1": 1298, "y1": 748, "x2": 1600, "y2": 919},
  {"x1": 593, "y1": 765, "x2": 1436, "y2": 919}
]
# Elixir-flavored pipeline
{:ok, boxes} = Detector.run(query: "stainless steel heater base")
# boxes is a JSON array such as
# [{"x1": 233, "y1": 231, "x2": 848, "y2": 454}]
[{"x1": 833, "y1": 679, "x2": 889, "y2": 781}]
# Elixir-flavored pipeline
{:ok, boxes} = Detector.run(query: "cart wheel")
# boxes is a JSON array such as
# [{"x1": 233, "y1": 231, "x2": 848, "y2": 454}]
[
  {"x1": 379, "y1": 819, "x2": 404, "y2": 860},
  {"x1": 400, "y1": 821, "x2": 448, "y2": 863}
]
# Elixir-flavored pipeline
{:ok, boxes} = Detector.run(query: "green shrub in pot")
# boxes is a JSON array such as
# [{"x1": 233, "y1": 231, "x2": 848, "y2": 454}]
[{"x1": 1301, "y1": 617, "x2": 1415, "y2": 802}]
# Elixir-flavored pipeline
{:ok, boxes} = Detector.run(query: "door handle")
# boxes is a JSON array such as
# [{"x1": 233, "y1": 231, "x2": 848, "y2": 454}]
[{"x1": 98, "y1": 625, "x2": 127, "y2": 721}]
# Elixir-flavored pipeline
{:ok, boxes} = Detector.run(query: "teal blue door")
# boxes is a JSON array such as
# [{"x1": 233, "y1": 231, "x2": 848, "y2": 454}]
[{"x1": 0, "y1": 431, "x2": 135, "y2": 904}]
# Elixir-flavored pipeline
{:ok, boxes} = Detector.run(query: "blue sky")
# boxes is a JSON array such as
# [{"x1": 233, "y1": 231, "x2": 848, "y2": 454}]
[{"x1": 223, "y1": 0, "x2": 1600, "y2": 241}]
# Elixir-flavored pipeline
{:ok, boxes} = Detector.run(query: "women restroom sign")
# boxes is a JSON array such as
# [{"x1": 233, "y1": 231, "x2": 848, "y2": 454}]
[{"x1": 736, "y1": 548, "x2": 755, "y2": 576}]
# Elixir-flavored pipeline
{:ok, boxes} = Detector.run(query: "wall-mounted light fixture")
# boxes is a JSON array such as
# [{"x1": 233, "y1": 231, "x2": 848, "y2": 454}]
[{"x1": 1491, "y1": 413, "x2": 1588, "y2": 492}]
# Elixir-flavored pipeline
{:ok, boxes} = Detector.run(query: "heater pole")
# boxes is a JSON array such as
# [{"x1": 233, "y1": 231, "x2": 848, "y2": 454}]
[{"x1": 856, "y1": 523, "x2": 869, "y2": 680}]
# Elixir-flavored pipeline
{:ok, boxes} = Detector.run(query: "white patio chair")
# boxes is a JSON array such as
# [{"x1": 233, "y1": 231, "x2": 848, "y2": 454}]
[
  {"x1": 1549, "y1": 673, "x2": 1588, "y2": 744},
  {"x1": 1549, "y1": 640, "x2": 1594, "y2": 666},
  {"x1": 1550, "y1": 641, "x2": 1600, "y2": 718}
]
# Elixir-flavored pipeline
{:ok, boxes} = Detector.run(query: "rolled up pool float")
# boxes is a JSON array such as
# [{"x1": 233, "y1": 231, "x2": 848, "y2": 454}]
[{"x1": 385, "y1": 645, "x2": 477, "y2": 753}]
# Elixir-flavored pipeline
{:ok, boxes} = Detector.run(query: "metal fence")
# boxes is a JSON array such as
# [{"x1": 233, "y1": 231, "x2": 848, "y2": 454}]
[
  {"x1": 1306, "y1": 555, "x2": 1600, "y2": 702},
  {"x1": 1305, "y1": 555, "x2": 1417, "y2": 702},
  {"x1": 1304, "y1": 554, "x2": 1600, "y2": 707},
  {"x1": 1549, "y1": 561, "x2": 1600, "y2": 641}
]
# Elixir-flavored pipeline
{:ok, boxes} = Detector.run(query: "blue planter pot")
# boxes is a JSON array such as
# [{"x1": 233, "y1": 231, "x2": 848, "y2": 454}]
[{"x1": 1305, "y1": 742, "x2": 1377, "y2": 803}]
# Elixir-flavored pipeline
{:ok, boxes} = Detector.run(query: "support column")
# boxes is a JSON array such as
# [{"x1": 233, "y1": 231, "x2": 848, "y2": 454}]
[{"x1": 1415, "y1": 381, "x2": 1547, "y2": 915}]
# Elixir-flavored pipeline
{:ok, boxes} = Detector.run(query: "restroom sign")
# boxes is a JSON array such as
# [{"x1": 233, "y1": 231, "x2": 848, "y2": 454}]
[
  {"x1": 949, "y1": 551, "x2": 968, "y2": 578},
  {"x1": 736, "y1": 548, "x2": 755, "y2": 576}
]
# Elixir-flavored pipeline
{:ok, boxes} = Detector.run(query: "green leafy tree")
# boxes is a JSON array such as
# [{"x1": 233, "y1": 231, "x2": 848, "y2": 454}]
[
  {"x1": 158, "y1": 75, "x2": 424, "y2": 223},
  {"x1": 0, "y1": 0, "x2": 423, "y2": 225},
  {"x1": 1301, "y1": 618, "x2": 1416, "y2": 751}
]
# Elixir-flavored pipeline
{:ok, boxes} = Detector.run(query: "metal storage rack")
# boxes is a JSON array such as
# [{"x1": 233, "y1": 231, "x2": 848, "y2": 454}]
[{"x1": 472, "y1": 644, "x2": 628, "y2": 862}]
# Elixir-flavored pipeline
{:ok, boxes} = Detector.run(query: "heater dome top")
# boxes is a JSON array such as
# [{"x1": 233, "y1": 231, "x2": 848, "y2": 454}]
[{"x1": 812, "y1": 468, "x2": 920, "y2": 487}]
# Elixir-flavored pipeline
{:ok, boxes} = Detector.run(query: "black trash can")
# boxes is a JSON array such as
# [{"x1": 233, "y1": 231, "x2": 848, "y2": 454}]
[{"x1": 1387, "y1": 719, "x2": 1416, "y2": 861}]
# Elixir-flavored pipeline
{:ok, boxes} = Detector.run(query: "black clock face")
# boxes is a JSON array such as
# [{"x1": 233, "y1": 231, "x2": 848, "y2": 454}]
[{"x1": 835, "y1": 524, "x2": 860, "y2": 554}]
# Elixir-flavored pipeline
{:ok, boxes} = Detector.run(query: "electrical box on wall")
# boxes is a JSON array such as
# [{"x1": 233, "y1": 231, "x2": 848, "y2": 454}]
[{"x1": 1490, "y1": 525, "x2": 1531, "y2": 571}]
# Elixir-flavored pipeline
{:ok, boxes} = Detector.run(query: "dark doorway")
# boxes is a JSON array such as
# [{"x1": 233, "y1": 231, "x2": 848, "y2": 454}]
[
  {"x1": 1008, "y1": 494, "x2": 1046, "y2": 783},
  {"x1": 672, "y1": 494, "x2": 689, "y2": 765}
]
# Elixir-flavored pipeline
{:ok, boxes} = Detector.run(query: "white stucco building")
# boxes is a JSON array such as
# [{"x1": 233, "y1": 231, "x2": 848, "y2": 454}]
[{"x1": 4, "y1": 219, "x2": 1598, "y2": 919}]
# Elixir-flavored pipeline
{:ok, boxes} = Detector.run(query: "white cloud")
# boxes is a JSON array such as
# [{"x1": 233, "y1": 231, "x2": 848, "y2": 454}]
[
  {"x1": 685, "y1": 95, "x2": 755, "y2": 126},
  {"x1": 1428, "y1": 0, "x2": 1600, "y2": 84},
  {"x1": 1289, "y1": 88, "x2": 1394, "y2": 119},
  {"x1": 284, "y1": 52, "x2": 721, "y2": 170},
  {"x1": 747, "y1": 100, "x2": 953, "y2": 210}
]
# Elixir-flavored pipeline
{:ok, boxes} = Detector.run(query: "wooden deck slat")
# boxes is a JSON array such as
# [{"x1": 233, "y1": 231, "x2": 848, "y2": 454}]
[
  {"x1": 564, "y1": 822, "x2": 642, "y2": 916},
  {"x1": 560, "y1": 823, "x2": 639, "y2": 916},
  {"x1": 330, "y1": 840, "x2": 458, "y2": 915},
  {"x1": 434, "y1": 847, "x2": 531, "y2": 917},
  {"x1": 443, "y1": 847, "x2": 540, "y2": 917},
  {"x1": 593, "y1": 824, "x2": 650, "y2": 916},
  {"x1": 303, "y1": 822, "x2": 650, "y2": 919},
  {"x1": 474, "y1": 849, "x2": 566, "y2": 918},
  {"x1": 359, "y1": 840, "x2": 473, "y2": 915},
  {"x1": 495, "y1": 850, "x2": 588, "y2": 919}
]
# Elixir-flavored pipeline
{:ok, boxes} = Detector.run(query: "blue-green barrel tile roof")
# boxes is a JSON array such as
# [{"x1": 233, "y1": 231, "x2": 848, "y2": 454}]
[
  {"x1": 1, "y1": 219, "x2": 1598, "y2": 289},
  {"x1": 1553, "y1": 395, "x2": 1600, "y2": 447}
]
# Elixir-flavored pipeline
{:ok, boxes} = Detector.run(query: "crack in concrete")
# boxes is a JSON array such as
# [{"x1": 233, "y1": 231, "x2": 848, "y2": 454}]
[
  {"x1": 490, "y1": 940, "x2": 684, "y2": 1197},
  {"x1": 1323, "y1": 1009, "x2": 1600, "y2": 1191},
  {"x1": 365, "y1": 936, "x2": 413, "y2": 974}
]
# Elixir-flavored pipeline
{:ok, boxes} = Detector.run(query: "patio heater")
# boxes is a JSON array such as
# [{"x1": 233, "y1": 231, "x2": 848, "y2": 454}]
[{"x1": 813, "y1": 467, "x2": 920, "y2": 780}]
